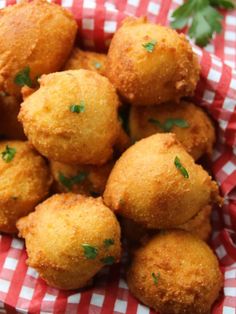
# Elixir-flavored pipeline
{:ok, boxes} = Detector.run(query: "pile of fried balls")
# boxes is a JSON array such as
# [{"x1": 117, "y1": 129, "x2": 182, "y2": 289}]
[{"x1": 0, "y1": 1, "x2": 224, "y2": 313}]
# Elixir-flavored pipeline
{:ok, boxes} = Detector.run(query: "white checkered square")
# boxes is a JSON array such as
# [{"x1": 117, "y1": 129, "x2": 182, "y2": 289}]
[
  {"x1": 118, "y1": 279, "x2": 128, "y2": 289},
  {"x1": 19, "y1": 286, "x2": 34, "y2": 300},
  {"x1": 225, "y1": 31, "x2": 236, "y2": 41},
  {"x1": 137, "y1": 304, "x2": 150, "y2": 314},
  {"x1": 114, "y1": 299, "x2": 127, "y2": 313},
  {"x1": 43, "y1": 293, "x2": 57, "y2": 302},
  {"x1": 219, "y1": 119, "x2": 228, "y2": 131},
  {"x1": 11, "y1": 238, "x2": 24, "y2": 250},
  {"x1": 225, "y1": 269, "x2": 236, "y2": 279},
  {"x1": 223, "y1": 97, "x2": 235, "y2": 112},
  {"x1": 203, "y1": 90, "x2": 215, "y2": 102},
  {"x1": 224, "y1": 287, "x2": 236, "y2": 297},
  {"x1": 216, "y1": 244, "x2": 227, "y2": 259},
  {"x1": 223, "y1": 306, "x2": 236, "y2": 314},
  {"x1": 147, "y1": 2, "x2": 160, "y2": 15},
  {"x1": 0, "y1": 0, "x2": 6, "y2": 9},
  {"x1": 26, "y1": 267, "x2": 38, "y2": 279},
  {"x1": 3, "y1": 257, "x2": 18, "y2": 270},
  {"x1": 104, "y1": 21, "x2": 117, "y2": 33},
  {"x1": 225, "y1": 47, "x2": 235, "y2": 55},
  {"x1": 223, "y1": 161, "x2": 235, "y2": 175},
  {"x1": 0, "y1": 279, "x2": 10, "y2": 293},
  {"x1": 61, "y1": 0, "x2": 73, "y2": 8},
  {"x1": 91, "y1": 293, "x2": 104, "y2": 307},
  {"x1": 230, "y1": 78, "x2": 236, "y2": 90},
  {"x1": 68, "y1": 293, "x2": 81, "y2": 304},
  {"x1": 82, "y1": 18, "x2": 94, "y2": 30},
  {"x1": 208, "y1": 68, "x2": 221, "y2": 83},
  {"x1": 127, "y1": 0, "x2": 140, "y2": 6},
  {"x1": 83, "y1": 1, "x2": 96, "y2": 9},
  {"x1": 226, "y1": 15, "x2": 236, "y2": 26}
]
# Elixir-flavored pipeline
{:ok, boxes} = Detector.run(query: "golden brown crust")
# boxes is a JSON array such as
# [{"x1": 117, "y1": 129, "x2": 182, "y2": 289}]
[
  {"x1": 50, "y1": 160, "x2": 114, "y2": 196},
  {"x1": 19, "y1": 70, "x2": 121, "y2": 165},
  {"x1": 127, "y1": 230, "x2": 223, "y2": 314},
  {"x1": 106, "y1": 17, "x2": 200, "y2": 106},
  {"x1": 103, "y1": 133, "x2": 221, "y2": 229},
  {"x1": 0, "y1": 140, "x2": 52, "y2": 233},
  {"x1": 0, "y1": 0, "x2": 77, "y2": 97},
  {"x1": 64, "y1": 48, "x2": 107, "y2": 76},
  {"x1": 129, "y1": 101, "x2": 216, "y2": 160},
  {"x1": 17, "y1": 193, "x2": 121, "y2": 290}
]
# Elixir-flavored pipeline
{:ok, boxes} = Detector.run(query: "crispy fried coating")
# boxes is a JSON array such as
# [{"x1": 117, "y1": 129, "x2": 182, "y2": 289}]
[
  {"x1": 64, "y1": 48, "x2": 107, "y2": 76},
  {"x1": 50, "y1": 160, "x2": 114, "y2": 196},
  {"x1": 17, "y1": 193, "x2": 121, "y2": 290},
  {"x1": 0, "y1": 141, "x2": 52, "y2": 233},
  {"x1": 0, "y1": 95, "x2": 26, "y2": 140},
  {"x1": 19, "y1": 70, "x2": 121, "y2": 165},
  {"x1": 127, "y1": 230, "x2": 223, "y2": 314},
  {"x1": 104, "y1": 134, "x2": 221, "y2": 229},
  {"x1": 129, "y1": 101, "x2": 215, "y2": 160},
  {"x1": 114, "y1": 127, "x2": 131, "y2": 156},
  {"x1": 0, "y1": 0, "x2": 77, "y2": 97},
  {"x1": 106, "y1": 17, "x2": 199, "y2": 106}
]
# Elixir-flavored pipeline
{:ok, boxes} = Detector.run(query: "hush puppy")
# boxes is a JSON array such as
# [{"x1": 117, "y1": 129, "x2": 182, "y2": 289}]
[
  {"x1": 17, "y1": 193, "x2": 121, "y2": 290},
  {"x1": 106, "y1": 17, "x2": 199, "y2": 106},
  {"x1": 19, "y1": 70, "x2": 121, "y2": 165},
  {"x1": 127, "y1": 230, "x2": 223, "y2": 314},
  {"x1": 0, "y1": 0, "x2": 77, "y2": 97},
  {"x1": 0, "y1": 141, "x2": 51, "y2": 233},
  {"x1": 104, "y1": 134, "x2": 221, "y2": 229},
  {"x1": 50, "y1": 160, "x2": 114, "y2": 196},
  {"x1": 129, "y1": 101, "x2": 215, "y2": 160},
  {"x1": 64, "y1": 48, "x2": 107, "y2": 76}
]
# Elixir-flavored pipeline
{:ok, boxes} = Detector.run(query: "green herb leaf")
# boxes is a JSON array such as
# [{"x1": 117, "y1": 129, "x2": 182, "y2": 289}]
[
  {"x1": 1, "y1": 145, "x2": 16, "y2": 163},
  {"x1": 152, "y1": 272, "x2": 160, "y2": 286},
  {"x1": 171, "y1": 0, "x2": 234, "y2": 47},
  {"x1": 148, "y1": 118, "x2": 189, "y2": 132},
  {"x1": 58, "y1": 172, "x2": 87, "y2": 190},
  {"x1": 69, "y1": 102, "x2": 85, "y2": 113},
  {"x1": 104, "y1": 239, "x2": 114, "y2": 248},
  {"x1": 100, "y1": 256, "x2": 115, "y2": 265},
  {"x1": 14, "y1": 66, "x2": 33, "y2": 87},
  {"x1": 94, "y1": 61, "x2": 101, "y2": 69},
  {"x1": 142, "y1": 40, "x2": 157, "y2": 53},
  {"x1": 174, "y1": 156, "x2": 189, "y2": 178},
  {"x1": 81, "y1": 244, "x2": 98, "y2": 259},
  {"x1": 148, "y1": 118, "x2": 164, "y2": 130}
]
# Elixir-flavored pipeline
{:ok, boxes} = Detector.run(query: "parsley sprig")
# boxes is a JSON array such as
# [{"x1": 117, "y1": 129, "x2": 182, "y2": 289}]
[
  {"x1": 58, "y1": 172, "x2": 87, "y2": 190},
  {"x1": 152, "y1": 272, "x2": 160, "y2": 286},
  {"x1": 174, "y1": 156, "x2": 189, "y2": 178},
  {"x1": 142, "y1": 40, "x2": 157, "y2": 52},
  {"x1": 148, "y1": 118, "x2": 189, "y2": 132},
  {"x1": 171, "y1": 0, "x2": 235, "y2": 46},
  {"x1": 69, "y1": 101, "x2": 85, "y2": 113},
  {"x1": 1, "y1": 145, "x2": 16, "y2": 163}
]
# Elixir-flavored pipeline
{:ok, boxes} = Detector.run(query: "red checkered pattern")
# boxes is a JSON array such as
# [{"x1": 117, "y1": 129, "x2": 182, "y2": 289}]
[{"x1": 0, "y1": 1, "x2": 236, "y2": 313}]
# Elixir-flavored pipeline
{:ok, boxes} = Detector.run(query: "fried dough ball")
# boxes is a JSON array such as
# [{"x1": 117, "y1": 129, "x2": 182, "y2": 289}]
[
  {"x1": 106, "y1": 17, "x2": 199, "y2": 106},
  {"x1": 0, "y1": 0, "x2": 77, "y2": 97},
  {"x1": 17, "y1": 193, "x2": 121, "y2": 290},
  {"x1": 104, "y1": 134, "x2": 221, "y2": 229},
  {"x1": 0, "y1": 141, "x2": 51, "y2": 233},
  {"x1": 64, "y1": 48, "x2": 107, "y2": 76},
  {"x1": 0, "y1": 95, "x2": 25, "y2": 140},
  {"x1": 127, "y1": 230, "x2": 223, "y2": 314},
  {"x1": 129, "y1": 101, "x2": 215, "y2": 160},
  {"x1": 19, "y1": 70, "x2": 121, "y2": 165},
  {"x1": 50, "y1": 160, "x2": 114, "y2": 196},
  {"x1": 114, "y1": 127, "x2": 131, "y2": 156}
]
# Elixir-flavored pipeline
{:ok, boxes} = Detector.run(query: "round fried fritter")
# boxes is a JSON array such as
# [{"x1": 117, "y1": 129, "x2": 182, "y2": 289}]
[
  {"x1": 17, "y1": 193, "x2": 121, "y2": 290},
  {"x1": 64, "y1": 48, "x2": 107, "y2": 76},
  {"x1": 129, "y1": 101, "x2": 215, "y2": 160},
  {"x1": 104, "y1": 133, "x2": 221, "y2": 229},
  {"x1": 0, "y1": 95, "x2": 26, "y2": 140},
  {"x1": 50, "y1": 160, "x2": 114, "y2": 196},
  {"x1": 106, "y1": 17, "x2": 199, "y2": 106},
  {"x1": 127, "y1": 230, "x2": 223, "y2": 314},
  {"x1": 0, "y1": 0, "x2": 77, "y2": 97},
  {"x1": 0, "y1": 140, "x2": 51, "y2": 233},
  {"x1": 19, "y1": 70, "x2": 121, "y2": 165}
]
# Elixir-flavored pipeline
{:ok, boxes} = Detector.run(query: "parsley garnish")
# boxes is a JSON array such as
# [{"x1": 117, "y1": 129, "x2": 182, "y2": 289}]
[
  {"x1": 58, "y1": 172, "x2": 87, "y2": 190},
  {"x1": 100, "y1": 256, "x2": 115, "y2": 265},
  {"x1": 142, "y1": 40, "x2": 157, "y2": 52},
  {"x1": 81, "y1": 244, "x2": 98, "y2": 259},
  {"x1": 148, "y1": 118, "x2": 189, "y2": 132},
  {"x1": 14, "y1": 66, "x2": 33, "y2": 87},
  {"x1": 152, "y1": 272, "x2": 160, "y2": 286},
  {"x1": 174, "y1": 156, "x2": 189, "y2": 178},
  {"x1": 94, "y1": 61, "x2": 101, "y2": 69},
  {"x1": 104, "y1": 239, "x2": 114, "y2": 248},
  {"x1": 1, "y1": 145, "x2": 16, "y2": 163},
  {"x1": 69, "y1": 102, "x2": 85, "y2": 113},
  {"x1": 171, "y1": 0, "x2": 235, "y2": 47}
]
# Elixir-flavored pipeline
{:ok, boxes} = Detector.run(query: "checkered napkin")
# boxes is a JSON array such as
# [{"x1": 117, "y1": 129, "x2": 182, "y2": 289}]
[{"x1": 0, "y1": 1, "x2": 236, "y2": 313}]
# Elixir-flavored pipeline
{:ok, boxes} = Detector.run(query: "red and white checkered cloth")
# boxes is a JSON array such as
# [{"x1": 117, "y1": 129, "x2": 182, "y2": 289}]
[{"x1": 0, "y1": 1, "x2": 236, "y2": 313}]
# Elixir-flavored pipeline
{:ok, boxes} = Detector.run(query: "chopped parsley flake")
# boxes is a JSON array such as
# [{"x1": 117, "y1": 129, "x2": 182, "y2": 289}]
[
  {"x1": 100, "y1": 256, "x2": 115, "y2": 265},
  {"x1": 58, "y1": 172, "x2": 87, "y2": 190},
  {"x1": 104, "y1": 239, "x2": 114, "y2": 248},
  {"x1": 148, "y1": 118, "x2": 189, "y2": 132},
  {"x1": 142, "y1": 40, "x2": 157, "y2": 52},
  {"x1": 1, "y1": 145, "x2": 16, "y2": 163},
  {"x1": 81, "y1": 244, "x2": 98, "y2": 259},
  {"x1": 14, "y1": 66, "x2": 33, "y2": 87},
  {"x1": 152, "y1": 272, "x2": 160, "y2": 286},
  {"x1": 69, "y1": 101, "x2": 85, "y2": 113},
  {"x1": 174, "y1": 156, "x2": 189, "y2": 178}
]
